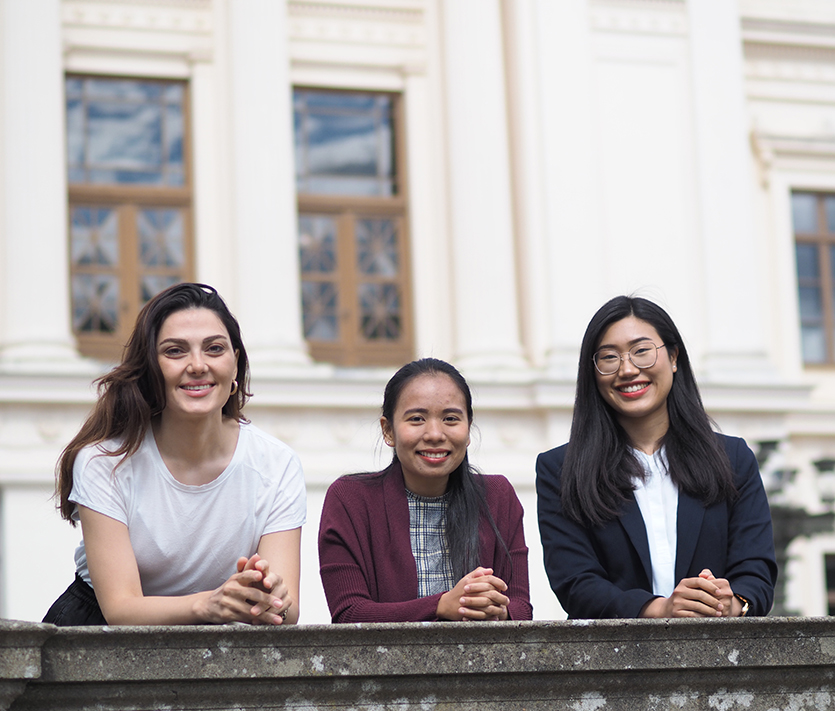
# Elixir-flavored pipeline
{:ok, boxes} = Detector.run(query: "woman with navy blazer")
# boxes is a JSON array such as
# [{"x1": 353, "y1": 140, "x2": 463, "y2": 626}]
[{"x1": 536, "y1": 296, "x2": 777, "y2": 619}]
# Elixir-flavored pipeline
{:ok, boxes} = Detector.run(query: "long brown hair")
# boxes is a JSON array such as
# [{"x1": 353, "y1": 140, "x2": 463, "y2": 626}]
[{"x1": 56, "y1": 283, "x2": 251, "y2": 523}]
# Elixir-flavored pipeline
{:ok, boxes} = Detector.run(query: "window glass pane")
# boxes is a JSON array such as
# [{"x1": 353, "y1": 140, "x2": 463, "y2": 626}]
[
  {"x1": 358, "y1": 283, "x2": 401, "y2": 340},
  {"x1": 138, "y1": 209, "x2": 185, "y2": 268},
  {"x1": 67, "y1": 77, "x2": 186, "y2": 186},
  {"x1": 792, "y1": 193, "x2": 819, "y2": 234},
  {"x1": 294, "y1": 89, "x2": 395, "y2": 197},
  {"x1": 299, "y1": 215, "x2": 337, "y2": 274},
  {"x1": 301, "y1": 281, "x2": 339, "y2": 341},
  {"x1": 797, "y1": 243, "x2": 820, "y2": 280},
  {"x1": 301, "y1": 177, "x2": 393, "y2": 197},
  {"x1": 307, "y1": 113, "x2": 379, "y2": 176},
  {"x1": 165, "y1": 103, "x2": 184, "y2": 164},
  {"x1": 66, "y1": 77, "x2": 83, "y2": 99},
  {"x1": 825, "y1": 196, "x2": 835, "y2": 234},
  {"x1": 305, "y1": 92, "x2": 379, "y2": 111},
  {"x1": 70, "y1": 207, "x2": 119, "y2": 266},
  {"x1": 141, "y1": 275, "x2": 181, "y2": 305},
  {"x1": 66, "y1": 99, "x2": 84, "y2": 168},
  {"x1": 799, "y1": 286, "x2": 824, "y2": 320},
  {"x1": 802, "y1": 326, "x2": 827, "y2": 363},
  {"x1": 164, "y1": 83, "x2": 184, "y2": 103},
  {"x1": 356, "y1": 218, "x2": 398, "y2": 277},
  {"x1": 85, "y1": 78, "x2": 162, "y2": 102},
  {"x1": 87, "y1": 102, "x2": 163, "y2": 172},
  {"x1": 72, "y1": 274, "x2": 119, "y2": 334}
]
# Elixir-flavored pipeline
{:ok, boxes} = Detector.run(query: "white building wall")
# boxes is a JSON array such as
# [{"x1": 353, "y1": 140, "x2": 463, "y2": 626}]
[{"x1": 1, "y1": 0, "x2": 835, "y2": 623}]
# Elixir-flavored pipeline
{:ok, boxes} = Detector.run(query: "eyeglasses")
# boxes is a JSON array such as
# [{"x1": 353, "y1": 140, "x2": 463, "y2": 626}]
[{"x1": 593, "y1": 342, "x2": 667, "y2": 375}]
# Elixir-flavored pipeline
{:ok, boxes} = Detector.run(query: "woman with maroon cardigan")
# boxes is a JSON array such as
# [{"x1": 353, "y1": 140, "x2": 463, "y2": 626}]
[{"x1": 318, "y1": 358, "x2": 532, "y2": 623}]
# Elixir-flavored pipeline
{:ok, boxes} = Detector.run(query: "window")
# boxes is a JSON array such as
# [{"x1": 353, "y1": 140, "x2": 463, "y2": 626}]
[
  {"x1": 791, "y1": 192, "x2": 835, "y2": 364},
  {"x1": 66, "y1": 76, "x2": 193, "y2": 359},
  {"x1": 294, "y1": 88, "x2": 413, "y2": 367}
]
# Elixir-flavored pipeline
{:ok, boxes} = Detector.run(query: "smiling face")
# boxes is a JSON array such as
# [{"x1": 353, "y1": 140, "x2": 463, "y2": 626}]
[
  {"x1": 380, "y1": 373, "x2": 471, "y2": 498},
  {"x1": 594, "y1": 315, "x2": 678, "y2": 439},
  {"x1": 156, "y1": 307, "x2": 239, "y2": 422}
]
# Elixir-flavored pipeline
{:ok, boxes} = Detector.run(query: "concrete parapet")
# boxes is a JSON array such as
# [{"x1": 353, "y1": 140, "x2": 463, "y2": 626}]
[{"x1": 3, "y1": 617, "x2": 835, "y2": 709}]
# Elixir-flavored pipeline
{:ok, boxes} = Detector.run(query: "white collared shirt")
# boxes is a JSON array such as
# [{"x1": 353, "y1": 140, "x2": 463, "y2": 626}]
[{"x1": 632, "y1": 447, "x2": 678, "y2": 598}]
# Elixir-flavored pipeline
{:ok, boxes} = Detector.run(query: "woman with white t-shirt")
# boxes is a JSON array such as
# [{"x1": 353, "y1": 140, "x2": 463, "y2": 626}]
[
  {"x1": 44, "y1": 283, "x2": 305, "y2": 626},
  {"x1": 536, "y1": 296, "x2": 777, "y2": 619}
]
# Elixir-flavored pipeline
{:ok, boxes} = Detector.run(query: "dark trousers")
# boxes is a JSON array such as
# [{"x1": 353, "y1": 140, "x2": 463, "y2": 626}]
[{"x1": 43, "y1": 574, "x2": 107, "y2": 626}]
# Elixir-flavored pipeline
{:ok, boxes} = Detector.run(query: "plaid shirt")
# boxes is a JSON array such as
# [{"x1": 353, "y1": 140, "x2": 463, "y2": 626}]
[{"x1": 406, "y1": 488, "x2": 456, "y2": 597}]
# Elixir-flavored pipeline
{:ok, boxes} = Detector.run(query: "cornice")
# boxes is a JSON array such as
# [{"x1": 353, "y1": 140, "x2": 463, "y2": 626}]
[
  {"x1": 62, "y1": 0, "x2": 212, "y2": 34},
  {"x1": 740, "y1": 0, "x2": 835, "y2": 27},
  {"x1": 287, "y1": 0, "x2": 425, "y2": 50},
  {"x1": 288, "y1": 0, "x2": 424, "y2": 24},
  {"x1": 590, "y1": 0, "x2": 687, "y2": 37},
  {"x1": 745, "y1": 43, "x2": 835, "y2": 84}
]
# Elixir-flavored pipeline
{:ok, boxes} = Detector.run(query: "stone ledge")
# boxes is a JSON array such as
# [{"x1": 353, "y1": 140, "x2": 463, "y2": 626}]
[{"x1": 4, "y1": 617, "x2": 835, "y2": 709}]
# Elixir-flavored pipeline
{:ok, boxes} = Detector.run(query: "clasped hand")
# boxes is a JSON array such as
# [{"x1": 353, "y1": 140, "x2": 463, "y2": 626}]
[
  {"x1": 641, "y1": 568, "x2": 740, "y2": 618},
  {"x1": 201, "y1": 553, "x2": 291, "y2": 625},
  {"x1": 436, "y1": 567, "x2": 510, "y2": 621}
]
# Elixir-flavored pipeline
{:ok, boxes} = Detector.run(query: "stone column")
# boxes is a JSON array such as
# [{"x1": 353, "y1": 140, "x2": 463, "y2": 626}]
[
  {"x1": 441, "y1": 0, "x2": 528, "y2": 372},
  {"x1": 501, "y1": 0, "x2": 550, "y2": 369},
  {"x1": 0, "y1": 0, "x2": 86, "y2": 371},
  {"x1": 533, "y1": 0, "x2": 606, "y2": 379},
  {"x1": 226, "y1": 0, "x2": 309, "y2": 370},
  {"x1": 687, "y1": 0, "x2": 772, "y2": 382}
]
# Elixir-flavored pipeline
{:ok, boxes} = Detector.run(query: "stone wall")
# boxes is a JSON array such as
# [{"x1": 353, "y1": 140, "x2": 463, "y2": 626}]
[{"x1": 3, "y1": 617, "x2": 835, "y2": 710}]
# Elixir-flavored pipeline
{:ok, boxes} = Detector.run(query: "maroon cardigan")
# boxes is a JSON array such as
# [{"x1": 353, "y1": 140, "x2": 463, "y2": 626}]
[{"x1": 318, "y1": 464, "x2": 532, "y2": 623}]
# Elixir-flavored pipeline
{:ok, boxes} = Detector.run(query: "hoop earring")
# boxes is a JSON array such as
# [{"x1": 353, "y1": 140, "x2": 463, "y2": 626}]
[{"x1": 230, "y1": 380, "x2": 239, "y2": 396}]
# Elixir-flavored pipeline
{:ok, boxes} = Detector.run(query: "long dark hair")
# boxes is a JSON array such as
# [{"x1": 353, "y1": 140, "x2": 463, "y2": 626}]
[
  {"x1": 57, "y1": 283, "x2": 251, "y2": 523},
  {"x1": 364, "y1": 358, "x2": 510, "y2": 581},
  {"x1": 561, "y1": 296, "x2": 736, "y2": 527}
]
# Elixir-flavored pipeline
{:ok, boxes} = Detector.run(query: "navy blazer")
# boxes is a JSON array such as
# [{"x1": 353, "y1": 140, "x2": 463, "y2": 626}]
[{"x1": 536, "y1": 434, "x2": 777, "y2": 619}]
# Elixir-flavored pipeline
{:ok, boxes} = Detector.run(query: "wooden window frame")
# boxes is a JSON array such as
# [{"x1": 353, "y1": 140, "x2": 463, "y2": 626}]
[
  {"x1": 67, "y1": 74, "x2": 194, "y2": 360},
  {"x1": 295, "y1": 88, "x2": 413, "y2": 367}
]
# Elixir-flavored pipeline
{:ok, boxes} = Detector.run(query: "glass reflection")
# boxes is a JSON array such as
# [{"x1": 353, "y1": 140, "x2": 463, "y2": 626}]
[
  {"x1": 803, "y1": 327, "x2": 827, "y2": 364},
  {"x1": 294, "y1": 89, "x2": 395, "y2": 197},
  {"x1": 359, "y1": 283, "x2": 401, "y2": 340},
  {"x1": 141, "y1": 276, "x2": 180, "y2": 304},
  {"x1": 792, "y1": 193, "x2": 818, "y2": 233},
  {"x1": 299, "y1": 215, "x2": 337, "y2": 274},
  {"x1": 138, "y1": 209, "x2": 184, "y2": 268},
  {"x1": 66, "y1": 76, "x2": 186, "y2": 186},
  {"x1": 72, "y1": 274, "x2": 119, "y2": 333},
  {"x1": 796, "y1": 243, "x2": 819, "y2": 280},
  {"x1": 799, "y1": 286, "x2": 824, "y2": 320},
  {"x1": 71, "y1": 207, "x2": 118, "y2": 266},
  {"x1": 356, "y1": 219, "x2": 398, "y2": 277},
  {"x1": 301, "y1": 281, "x2": 339, "y2": 341}
]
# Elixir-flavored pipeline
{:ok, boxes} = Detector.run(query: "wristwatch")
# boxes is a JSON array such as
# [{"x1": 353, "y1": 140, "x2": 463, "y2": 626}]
[{"x1": 734, "y1": 594, "x2": 750, "y2": 617}]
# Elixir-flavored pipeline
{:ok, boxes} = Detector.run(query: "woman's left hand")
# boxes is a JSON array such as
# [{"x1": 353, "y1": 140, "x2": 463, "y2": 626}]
[
  {"x1": 699, "y1": 569, "x2": 742, "y2": 617},
  {"x1": 438, "y1": 567, "x2": 510, "y2": 621},
  {"x1": 236, "y1": 554, "x2": 292, "y2": 623}
]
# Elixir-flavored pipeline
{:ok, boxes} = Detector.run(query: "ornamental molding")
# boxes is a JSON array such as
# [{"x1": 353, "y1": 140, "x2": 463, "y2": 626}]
[
  {"x1": 287, "y1": 0, "x2": 425, "y2": 50},
  {"x1": 750, "y1": 130, "x2": 835, "y2": 188},
  {"x1": 743, "y1": 18, "x2": 835, "y2": 53},
  {"x1": 740, "y1": 0, "x2": 835, "y2": 26},
  {"x1": 590, "y1": 0, "x2": 687, "y2": 37},
  {"x1": 288, "y1": 0, "x2": 424, "y2": 25},
  {"x1": 63, "y1": 0, "x2": 208, "y2": 6},
  {"x1": 62, "y1": 0, "x2": 212, "y2": 35},
  {"x1": 288, "y1": 16, "x2": 426, "y2": 48},
  {"x1": 745, "y1": 43, "x2": 835, "y2": 84}
]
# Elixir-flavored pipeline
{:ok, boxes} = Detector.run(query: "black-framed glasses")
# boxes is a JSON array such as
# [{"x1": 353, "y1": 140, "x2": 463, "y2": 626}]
[{"x1": 593, "y1": 341, "x2": 667, "y2": 375}]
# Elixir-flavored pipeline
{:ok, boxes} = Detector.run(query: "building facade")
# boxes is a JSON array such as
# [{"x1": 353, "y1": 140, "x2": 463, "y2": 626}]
[{"x1": 1, "y1": 0, "x2": 834, "y2": 623}]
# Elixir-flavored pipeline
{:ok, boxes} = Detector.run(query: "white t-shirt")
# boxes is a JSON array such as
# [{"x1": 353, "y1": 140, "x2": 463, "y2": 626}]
[
  {"x1": 632, "y1": 447, "x2": 678, "y2": 598},
  {"x1": 69, "y1": 422, "x2": 306, "y2": 597}
]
